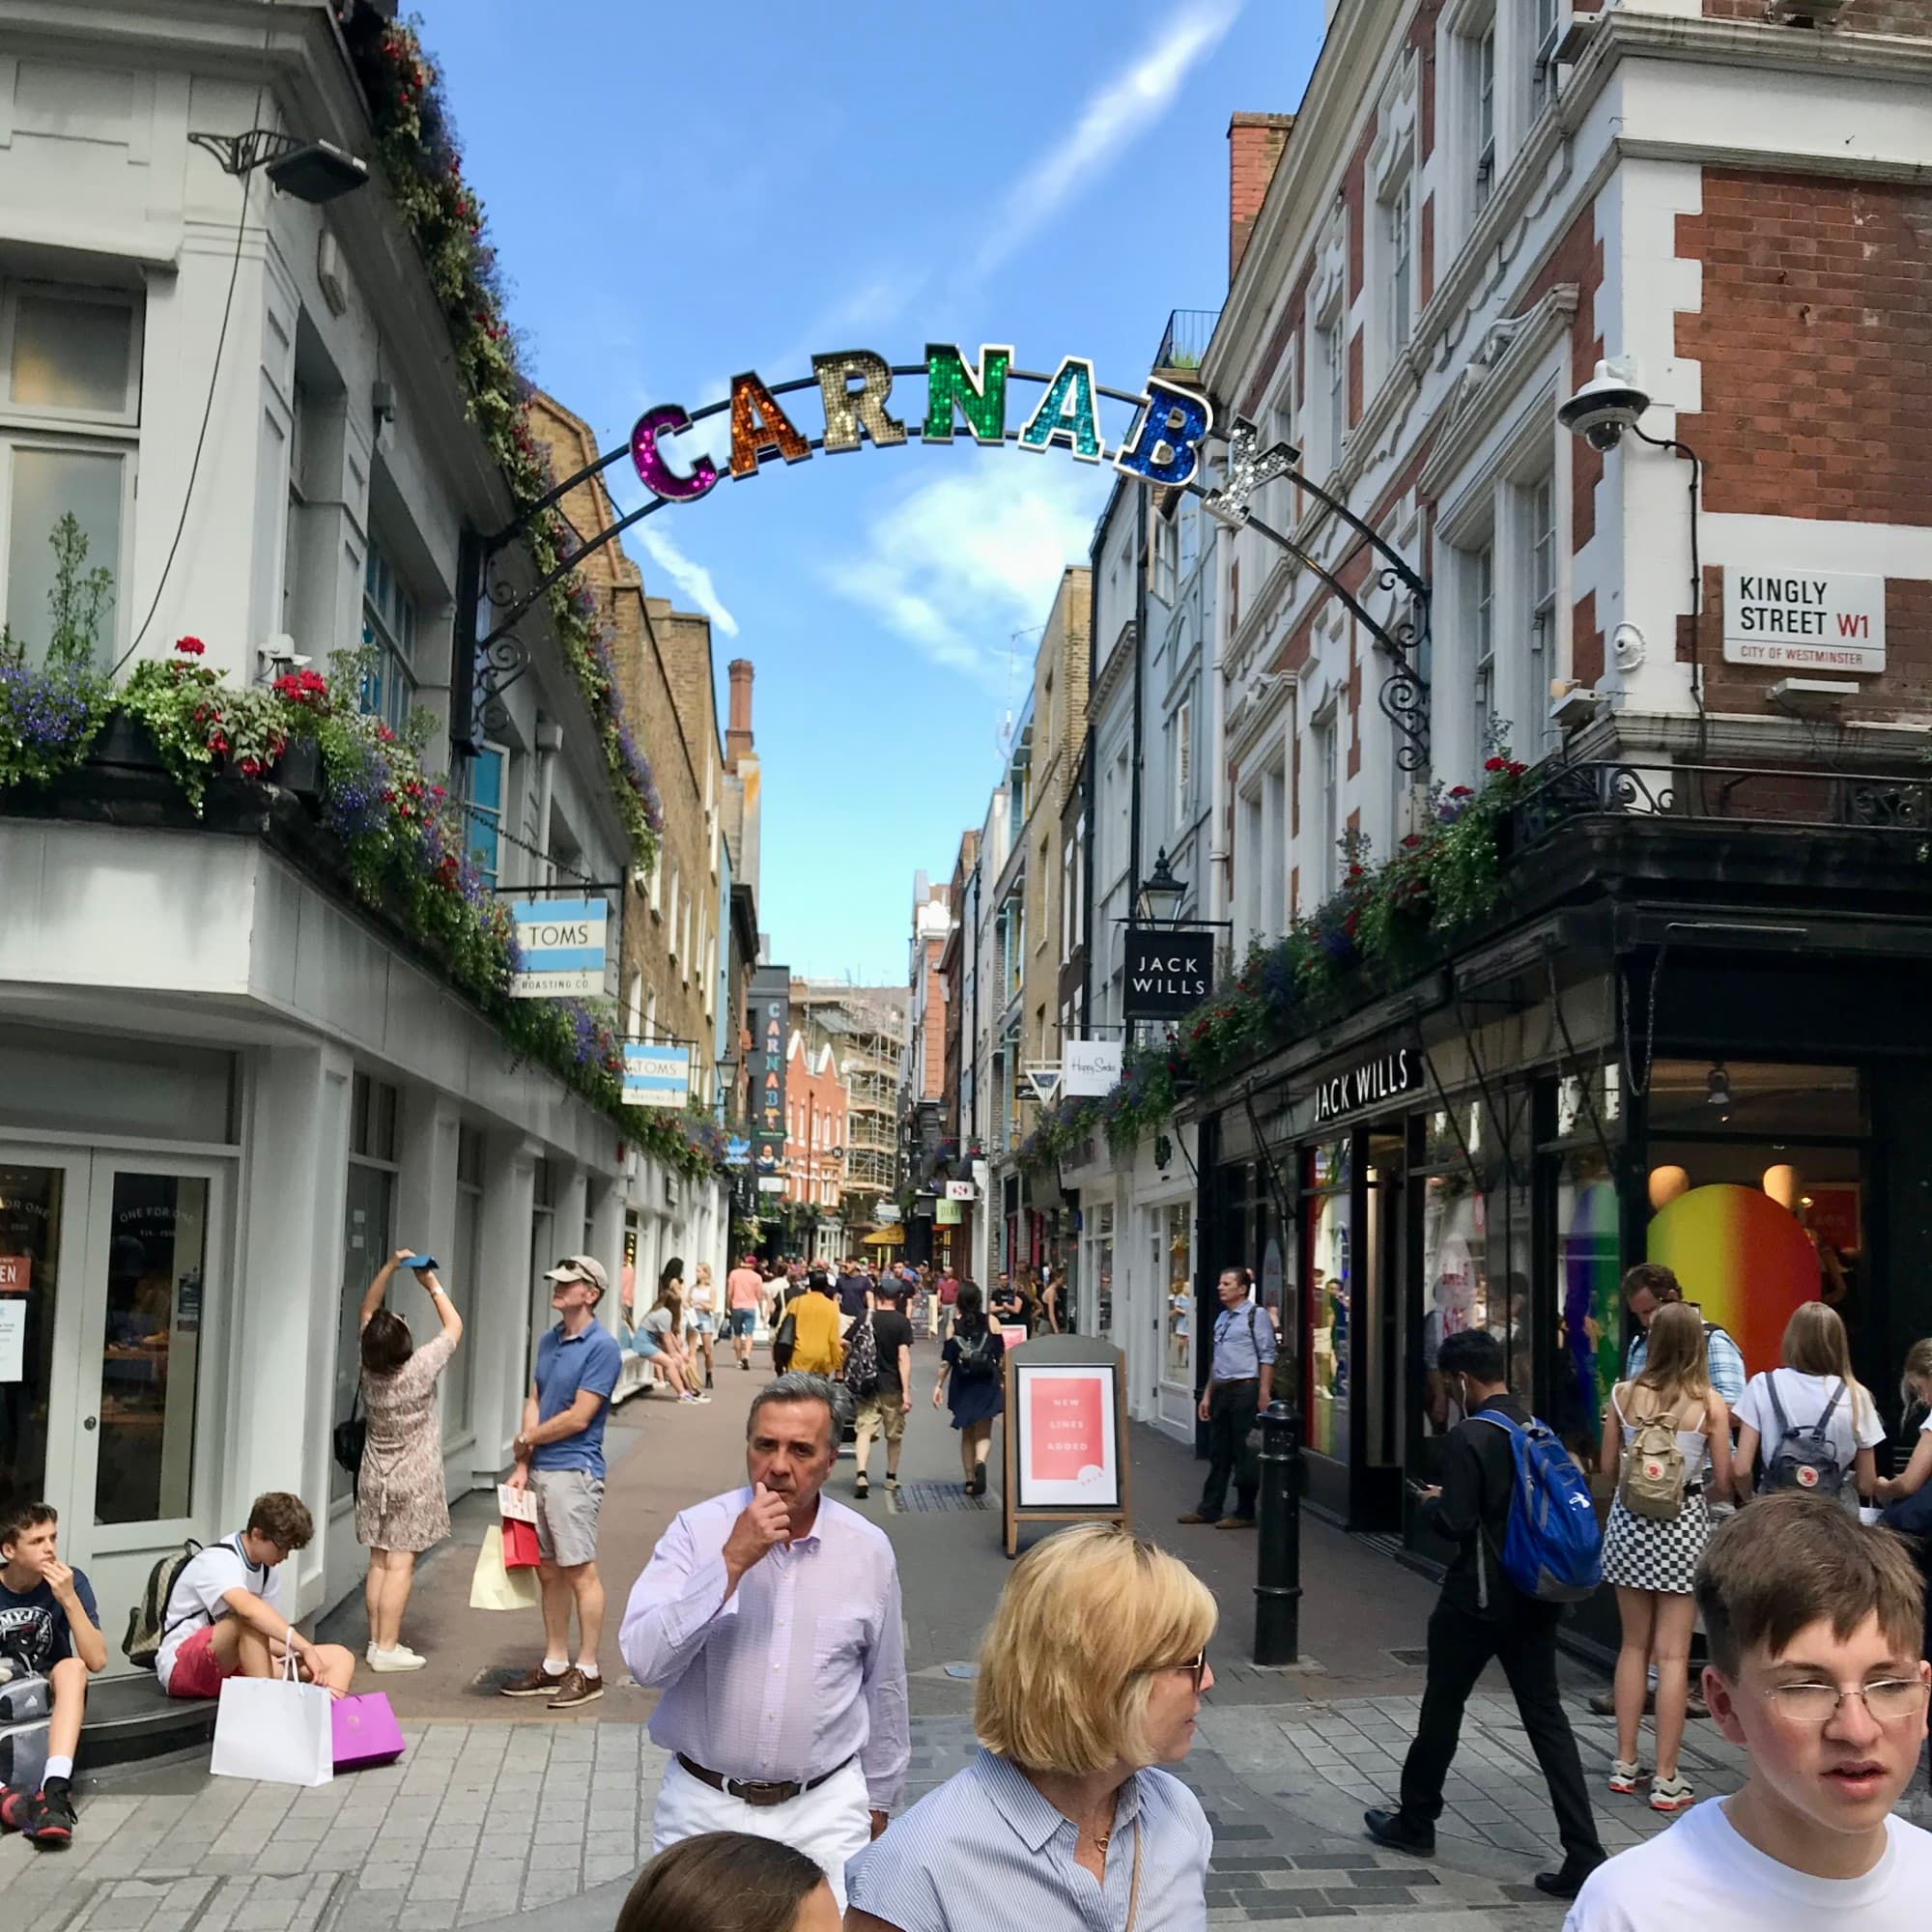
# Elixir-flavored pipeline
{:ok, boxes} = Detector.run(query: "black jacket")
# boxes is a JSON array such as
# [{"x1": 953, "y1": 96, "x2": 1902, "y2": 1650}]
[{"x1": 1423, "y1": 1394, "x2": 1551, "y2": 1622}]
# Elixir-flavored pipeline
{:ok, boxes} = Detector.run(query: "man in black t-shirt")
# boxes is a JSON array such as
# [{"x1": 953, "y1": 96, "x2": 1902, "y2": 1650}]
[
  {"x1": 851, "y1": 1285, "x2": 916, "y2": 1499},
  {"x1": 0, "y1": 1501, "x2": 107, "y2": 1847}
]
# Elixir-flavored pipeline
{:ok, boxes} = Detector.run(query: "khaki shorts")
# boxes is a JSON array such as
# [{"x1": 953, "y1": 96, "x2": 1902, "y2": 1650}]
[
  {"x1": 854, "y1": 1392, "x2": 906, "y2": 1442},
  {"x1": 530, "y1": 1467, "x2": 604, "y2": 1569}
]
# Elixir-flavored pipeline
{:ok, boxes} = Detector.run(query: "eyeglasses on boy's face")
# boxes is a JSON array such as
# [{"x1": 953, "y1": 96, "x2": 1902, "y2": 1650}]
[{"x1": 1753, "y1": 1676, "x2": 1928, "y2": 1724}]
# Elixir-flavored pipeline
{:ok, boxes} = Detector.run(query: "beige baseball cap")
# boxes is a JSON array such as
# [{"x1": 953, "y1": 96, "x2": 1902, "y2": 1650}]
[{"x1": 545, "y1": 1255, "x2": 609, "y2": 1295}]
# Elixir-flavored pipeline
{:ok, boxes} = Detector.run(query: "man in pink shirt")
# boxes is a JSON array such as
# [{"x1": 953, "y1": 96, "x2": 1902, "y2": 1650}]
[{"x1": 724, "y1": 1254, "x2": 768, "y2": 1372}]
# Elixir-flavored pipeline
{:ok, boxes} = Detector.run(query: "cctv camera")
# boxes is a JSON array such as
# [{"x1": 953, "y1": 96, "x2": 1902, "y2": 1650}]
[{"x1": 1557, "y1": 360, "x2": 1650, "y2": 450}]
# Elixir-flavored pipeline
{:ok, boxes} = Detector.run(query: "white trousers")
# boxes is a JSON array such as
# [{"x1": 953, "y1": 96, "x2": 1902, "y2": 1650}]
[{"x1": 651, "y1": 1755, "x2": 872, "y2": 1910}]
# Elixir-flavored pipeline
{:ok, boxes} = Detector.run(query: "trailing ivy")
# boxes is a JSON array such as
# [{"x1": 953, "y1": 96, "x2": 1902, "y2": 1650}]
[
  {"x1": 343, "y1": 12, "x2": 663, "y2": 865},
  {"x1": 1011, "y1": 758, "x2": 1535, "y2": 1173}
]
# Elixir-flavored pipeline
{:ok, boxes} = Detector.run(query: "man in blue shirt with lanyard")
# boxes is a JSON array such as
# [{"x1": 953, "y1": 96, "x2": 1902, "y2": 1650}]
[{"x1": 1179, "y1": 1267, "x2": 1277, "y2": 1529}]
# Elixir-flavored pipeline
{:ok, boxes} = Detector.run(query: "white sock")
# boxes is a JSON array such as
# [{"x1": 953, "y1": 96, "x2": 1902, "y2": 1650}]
[
  {"x1": 544, "y1": 1657, "x2": 567, "y2": 1674},
  {"x1": 43, "y1": 1755, "x2": 73, "y2": 1783},
  {"x1": 577, "y1": 1662, "x2": 600, "y2": 1680}
]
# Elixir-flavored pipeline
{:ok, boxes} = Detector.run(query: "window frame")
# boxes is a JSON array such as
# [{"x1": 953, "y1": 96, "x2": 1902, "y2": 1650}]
[
  {"x1": 360, "y1": 536, "x2": 421, "y2": 734},
  {"x1": 463, "y1": 741, "x2": 507, "y2": 887},
  {"x1": 1471, "y1": 542, "x2": 1496, "y2": 756},
  {"x1": 1473, "y1": 24, "x2": 1497, "y2": 213}
]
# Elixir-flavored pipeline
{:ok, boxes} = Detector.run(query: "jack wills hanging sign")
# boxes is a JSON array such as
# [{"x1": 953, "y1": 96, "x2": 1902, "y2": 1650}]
[
  {"x1": 1312, "y1": 1047, "x2": 1418, "y2": 1127},
  {"x1": 1122, "y1": 925, "x2": 1214, "y2": 1021}
]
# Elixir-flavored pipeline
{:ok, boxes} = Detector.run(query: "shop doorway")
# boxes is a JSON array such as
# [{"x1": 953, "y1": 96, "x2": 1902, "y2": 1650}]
[{"x1": 0, "y1": 1146, "x2": 227, "y2": 1677}]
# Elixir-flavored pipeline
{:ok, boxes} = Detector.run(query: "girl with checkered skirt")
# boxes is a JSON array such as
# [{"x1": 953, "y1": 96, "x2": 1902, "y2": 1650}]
[{"x1": 1596, "y1": 1301, "x2": 1735, "y2": 1817}]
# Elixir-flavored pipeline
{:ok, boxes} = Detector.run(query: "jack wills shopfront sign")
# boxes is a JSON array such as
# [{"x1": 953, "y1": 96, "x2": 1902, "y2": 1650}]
[
  {"x1": 1122, "y1": 926, "x2": 1214, "y2": 1021},
  {"x1": 1312, "y1": 1047, "x2": 1418, "y2": 1126}
]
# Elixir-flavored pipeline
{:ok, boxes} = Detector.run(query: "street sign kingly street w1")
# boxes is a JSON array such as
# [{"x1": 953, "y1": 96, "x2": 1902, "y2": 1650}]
[{"x1": 1122, "y1": 925, "x2": 1214, "y2": 1021}]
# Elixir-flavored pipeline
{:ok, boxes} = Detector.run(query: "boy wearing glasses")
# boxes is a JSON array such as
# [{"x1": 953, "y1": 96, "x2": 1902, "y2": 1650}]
[
  {"x1": 156, "y1": 1492, "x2": 356, "y2": 1701},
  {"x1": 1565, "y1": 1492, "x2": 1932, "y2": 1927}
]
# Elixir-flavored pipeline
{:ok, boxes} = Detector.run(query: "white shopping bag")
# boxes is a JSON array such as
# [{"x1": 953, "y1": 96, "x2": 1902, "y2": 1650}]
[{"x1": 210, "y1": 1644, "x2": 334, "y2": 1787}]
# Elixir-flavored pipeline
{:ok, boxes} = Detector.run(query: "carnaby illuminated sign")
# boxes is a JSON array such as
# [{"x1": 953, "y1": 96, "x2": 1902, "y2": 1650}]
[{"x1": 1312, "y1": 1048, "x2": 1417, "y2": 1126}]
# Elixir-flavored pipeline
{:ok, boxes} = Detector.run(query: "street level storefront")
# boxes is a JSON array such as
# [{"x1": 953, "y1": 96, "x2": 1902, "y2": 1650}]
[{"x1": 1193, "y1": 761, "x2": 1932, "y2": 1654}]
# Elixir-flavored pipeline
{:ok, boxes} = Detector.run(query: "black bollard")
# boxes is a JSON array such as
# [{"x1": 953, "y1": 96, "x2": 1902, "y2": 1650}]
[{"x1": 1253, "y1": 1398, "x2": 1303, "y2": 1665}]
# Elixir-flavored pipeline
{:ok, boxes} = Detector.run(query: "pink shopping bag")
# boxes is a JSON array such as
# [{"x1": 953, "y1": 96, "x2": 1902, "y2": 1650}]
[{"x1": 331, "y1": 1692, "x2": 407, "y2": 1773}]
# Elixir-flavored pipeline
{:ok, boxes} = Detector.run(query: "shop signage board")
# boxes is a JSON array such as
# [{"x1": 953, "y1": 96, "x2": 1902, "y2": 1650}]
[
  {"x1": 1024, "y1": 1065, "x2": 1062, "y2": 1104},
  {"x1": 1122, "y1": 926, "x2": 1214, "y2": 1020},
  {"x1": 936, "y1": 1197, "x2": 961, "y2": 1226},
  {"x1": 1001, "y1": 1336, "x2": 1130, "y2": 1557},
  {"x1": 945, "y1": 1180, "x2": 977, "y2": 1201},
  {"x1": 724, "y1": 1137, "x2": 751, "y2": 1169},
  {"x1": 1064, "y1": 1038, "x2": 1123, "y2": 1096},
  {"x1": 1312, "y1": 1046, "x2": 1419, "y2": 1127},
  {"x1": 0, "y1": 1299, "x2": 20, "y2": 1382},
  {"x1": 0, "y1": 1255, "x2": 27, "y2": 1293},
  {"x1": 748, "y1": 966, "x2": 790, "y2": 1169},
  {"x1": 508, "y1": 898, "x2": 615, "y2": 999},
  {"x1": 622, "y1": 1042, "x2": 691, "y2": 1109},
  {"x1": 755, "y1": 1176, "x2": 785, "y2": 1194},
  {"x1": 1722, "y1": 567, "x2": 1885, "y2": 671}
]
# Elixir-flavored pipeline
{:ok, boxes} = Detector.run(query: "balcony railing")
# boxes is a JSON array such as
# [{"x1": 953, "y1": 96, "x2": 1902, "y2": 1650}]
[
  {"x1": 1508, "y1": 759, "x2": 1932, "y2": 852},
  {"x1": 1154, "y1": 307, "x2": 1220, "y2": 375}
]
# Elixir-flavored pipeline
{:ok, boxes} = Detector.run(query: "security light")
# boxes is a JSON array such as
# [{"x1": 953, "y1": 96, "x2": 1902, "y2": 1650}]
[
  {"x1": 1558, "y1": 360, "x2": 1651, "y2": 450},
  {"x1": 188, "y1": 128, "x2": 369, "y2": 205}
]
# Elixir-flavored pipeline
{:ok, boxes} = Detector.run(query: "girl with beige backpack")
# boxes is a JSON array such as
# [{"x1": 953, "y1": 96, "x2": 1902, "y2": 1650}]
[{"x1": 1596, "y1": 1301, "x2": 1735, "y2": 1816}]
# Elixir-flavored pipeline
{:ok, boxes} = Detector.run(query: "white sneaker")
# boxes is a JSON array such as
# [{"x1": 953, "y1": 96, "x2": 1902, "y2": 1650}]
[{"x1": 369, "y1": 1645, "x2": 427, "y2": 1672}]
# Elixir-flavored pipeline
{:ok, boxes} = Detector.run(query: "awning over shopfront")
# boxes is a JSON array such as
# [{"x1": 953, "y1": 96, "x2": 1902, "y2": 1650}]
[{"x1": 862, "y1": 1228, "x2": 902, "y2": 1248}]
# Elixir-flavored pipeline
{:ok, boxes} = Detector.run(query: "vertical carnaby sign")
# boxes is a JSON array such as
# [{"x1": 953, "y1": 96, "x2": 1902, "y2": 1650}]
[
  {"x1": 748, "y1": 965, "x2": 790, "y2": 1174},
  {"x1": 1122, "y1": 925, "x2": 1215, "y2": 1021}
]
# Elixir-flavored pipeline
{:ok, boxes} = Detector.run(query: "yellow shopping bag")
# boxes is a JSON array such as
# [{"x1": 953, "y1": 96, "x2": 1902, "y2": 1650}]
[{"x1": 469, "y1": 1523, "x2": 540, "y2": 1611}]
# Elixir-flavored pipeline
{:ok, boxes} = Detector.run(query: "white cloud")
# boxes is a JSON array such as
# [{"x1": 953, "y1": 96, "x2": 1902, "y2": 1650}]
[
  {"x1": 824, "y1": 462, "x2": 1109, "y2": 690},
  {"x1": 639, "y1": 526, "x2": 741, "y2": 639},
  {"x1": 974, "y1": 0, "x2": 1243, "y2": 281}
]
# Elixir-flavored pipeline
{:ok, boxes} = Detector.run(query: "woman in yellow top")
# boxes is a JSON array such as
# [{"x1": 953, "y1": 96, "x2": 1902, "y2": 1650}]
[{"x1": 786, "y1": 1269, "x2": 845, "y2": 1377}]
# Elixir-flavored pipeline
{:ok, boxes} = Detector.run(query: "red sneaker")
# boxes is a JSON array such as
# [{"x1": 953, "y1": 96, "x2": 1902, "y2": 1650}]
[
  {"x1": 21, "y1": 1785, "x2": 76, "y2": 1846},
  {"x1": 0, "y1": 1782, "x2": 23, "y2": 1831}
]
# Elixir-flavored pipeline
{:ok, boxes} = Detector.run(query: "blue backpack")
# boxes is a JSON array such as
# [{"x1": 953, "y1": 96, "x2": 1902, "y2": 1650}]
[{"x1": 1471, "y1": 1412, "x2": 1602, "y2": 1604}]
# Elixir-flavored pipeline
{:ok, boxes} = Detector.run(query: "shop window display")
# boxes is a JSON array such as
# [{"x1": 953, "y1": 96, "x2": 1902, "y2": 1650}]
[
  {"x1": 1306, "y1": 1140, "x2": 1351, "y2": 1460},
  {"x1": 1163, "y1": 1203, "x2": 1192, "y2": 1383}
]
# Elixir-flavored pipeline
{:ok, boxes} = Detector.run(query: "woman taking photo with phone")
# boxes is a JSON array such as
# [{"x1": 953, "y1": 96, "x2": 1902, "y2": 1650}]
[{"x1": 355, "y1": 1247, "x2": 463, "y2": 1671}]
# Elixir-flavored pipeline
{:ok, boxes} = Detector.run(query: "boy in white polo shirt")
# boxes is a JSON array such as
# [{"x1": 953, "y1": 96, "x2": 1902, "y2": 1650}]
[{"x1": 1566, "y1": 1492, "x2": 1932, "y2": 1929}]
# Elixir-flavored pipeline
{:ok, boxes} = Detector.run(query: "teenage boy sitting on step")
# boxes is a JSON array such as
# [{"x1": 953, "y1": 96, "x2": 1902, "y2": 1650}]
[
  {"x1": 0, "y1": 1501, "x2": 105, "y2": 1847},
  {"x1": 1565, "y1": 1492, "x2": 1932, "y2": 1929},
  {"x1": 155, "y1": 1492, "x2": 356, "y2": 1702}
]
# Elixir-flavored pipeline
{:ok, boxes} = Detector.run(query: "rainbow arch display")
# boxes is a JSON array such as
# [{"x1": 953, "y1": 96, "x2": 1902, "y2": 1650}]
[{"x1": 1645, "y1": 1183, "x2": 1821, "y2": 1376}]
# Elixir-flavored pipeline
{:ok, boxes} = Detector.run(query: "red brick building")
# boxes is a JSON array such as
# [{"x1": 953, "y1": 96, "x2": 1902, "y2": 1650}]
[{"x1": 783, "y1": 1032, "x2": 847, "y2": 1261}]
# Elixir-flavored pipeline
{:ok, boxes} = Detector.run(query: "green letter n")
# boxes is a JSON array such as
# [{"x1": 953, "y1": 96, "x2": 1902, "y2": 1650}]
[{"x1": 923, "y1": 343, "x2": 1012, "y2": 444}]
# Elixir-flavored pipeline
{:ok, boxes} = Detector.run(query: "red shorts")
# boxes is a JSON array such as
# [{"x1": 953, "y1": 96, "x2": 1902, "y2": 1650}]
[{"x1": 165, "y1": 1622, "x2": 238, "y2": 1700}]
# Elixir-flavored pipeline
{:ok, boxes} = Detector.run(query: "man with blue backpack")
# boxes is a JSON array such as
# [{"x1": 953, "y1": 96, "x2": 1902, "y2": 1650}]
[{"x1": 1365, "y1": 1328, "x2": 1607, "y2": 1900}]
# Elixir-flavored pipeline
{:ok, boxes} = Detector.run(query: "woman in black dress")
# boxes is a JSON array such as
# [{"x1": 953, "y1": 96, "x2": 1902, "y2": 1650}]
[{"x1": 934, "y1": 1282, "x2": 1005, "y2": 1495}]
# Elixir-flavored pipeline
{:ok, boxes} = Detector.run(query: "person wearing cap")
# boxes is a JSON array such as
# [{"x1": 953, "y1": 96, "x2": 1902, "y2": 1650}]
[{"x1": 501, "y1": 1254, "x2": 624, "y2": 1711}]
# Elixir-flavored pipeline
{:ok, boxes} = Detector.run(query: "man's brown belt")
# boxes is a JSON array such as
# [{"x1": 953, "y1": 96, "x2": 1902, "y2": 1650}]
[{"x1": 676, "y1": 1752, "x2": 855, "y2": 1807}]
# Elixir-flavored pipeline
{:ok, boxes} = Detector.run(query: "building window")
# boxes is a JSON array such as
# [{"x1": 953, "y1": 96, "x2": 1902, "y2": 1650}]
[
  {"x1": 1171, "y1": 696, "x2": 1192, "y2": 830},
  {"x1": 464, "y1": 744, "x2": 505, "y2": 886},
  {"x1": 1471, "y1": 544, "x2": 1496, "y2": 755},
  {"x1": 1384, "y1": 172, "x2": 1413, "y2": 355},
  {"x1": 360, "y1": 539, "x2": 418, "y2": 731},
  {"x1": 1525, "y1": 473, "x2": 1555, "y2": 739},
  {"x1": 1318, "y1": 712, "x2": 1340, "y2": 897},
  {"x1": 1, "y1": 284, "x2": 140, "y2": 666},
  {"x1": 1320, "y1": 318, "x2": 1344, "y2": 474},
  {"x1": 1473, "y1": 25, "x2": 1497, "y2": 212},
  {"x1": 1529, "y1": 0, "x2": 1560, "y2": 113}
]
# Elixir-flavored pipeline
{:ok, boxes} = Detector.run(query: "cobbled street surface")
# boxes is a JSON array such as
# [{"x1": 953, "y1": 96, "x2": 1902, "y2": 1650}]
[{"x1": 13, "y1": 1347, "x2": 1925, "y2": 1930}]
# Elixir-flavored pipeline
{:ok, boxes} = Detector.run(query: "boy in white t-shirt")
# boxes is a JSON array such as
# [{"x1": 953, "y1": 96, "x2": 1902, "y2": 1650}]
[
  {"x1": 156, "y1": 1492, "x2": 356, "y2": 1701},
  {"x1": 1565, "y1": 1493, "x2": 1932, "y2": 1929}
]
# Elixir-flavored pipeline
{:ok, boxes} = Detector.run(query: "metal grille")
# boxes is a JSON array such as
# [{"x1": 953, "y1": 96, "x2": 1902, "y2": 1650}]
[
  {"x1": 889, "y1": 1481, "x2": 993, "y2": 1514},
  {"x1": 1385, "y1": 1647, "x2": 1430, "y2": 1668}
]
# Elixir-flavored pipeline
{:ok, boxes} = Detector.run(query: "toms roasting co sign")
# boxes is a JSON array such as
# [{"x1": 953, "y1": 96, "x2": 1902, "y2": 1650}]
[
  {"x1": 1312, "y1": 1048, "x2": 1418, "y2": 1127},
  {"x1": 1122, "y1": 926, "x2": 1214, "y2": 1021}
]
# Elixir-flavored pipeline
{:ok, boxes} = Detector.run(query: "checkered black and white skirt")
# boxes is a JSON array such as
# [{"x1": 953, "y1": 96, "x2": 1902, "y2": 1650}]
[{"x1": 1599, "y1": 1488, "x2": 1713, "y2": 1595}]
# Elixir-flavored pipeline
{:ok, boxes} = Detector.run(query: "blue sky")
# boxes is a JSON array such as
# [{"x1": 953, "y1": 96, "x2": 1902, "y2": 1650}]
[{"x1": 426, "y1": 0, "x2": 1323, "y2": 982}]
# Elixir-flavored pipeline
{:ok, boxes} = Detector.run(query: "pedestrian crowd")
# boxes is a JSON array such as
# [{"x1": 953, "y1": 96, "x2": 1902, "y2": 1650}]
[{"x1": 8, "y1": 1246, "x2": 1932, "y2": 1932}]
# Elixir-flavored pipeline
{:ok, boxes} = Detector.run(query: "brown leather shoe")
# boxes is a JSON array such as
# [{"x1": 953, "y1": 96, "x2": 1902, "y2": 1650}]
[
  {"x1": 1216, "y1": 1516, "x2": 1258, "y2": 1529},
  {"x1": 548, "y1": 1666, "x2": 605, "y2": 1711},
  {"x1": 1177, "y1": 1511, "x2": 1214, "y2": 1524},
  {"x1": 499, "y1": 1662, "x2": 569, "y2": 1699}
]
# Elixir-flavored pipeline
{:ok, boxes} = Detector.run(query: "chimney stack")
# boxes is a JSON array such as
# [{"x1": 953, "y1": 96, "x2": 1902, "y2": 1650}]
[
  {"x1": 726, "y1": 658, "x2": 754, "y2": 761},
  {"x1": 1228, "y1": 112, "x2": 1294, "y2": 284}
]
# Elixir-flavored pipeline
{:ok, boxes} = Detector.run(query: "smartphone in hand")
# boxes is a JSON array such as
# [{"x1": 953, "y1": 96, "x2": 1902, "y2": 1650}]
[{"x1": 402, "y1": 1254, "x2": 439, "y2": 1272}]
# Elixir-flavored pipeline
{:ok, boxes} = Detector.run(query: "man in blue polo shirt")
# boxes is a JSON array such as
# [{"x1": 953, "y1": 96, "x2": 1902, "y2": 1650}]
[
  {"x1": 501, "y1": 1253, "x2": 623, "y2": 1711},
  {"x1": 1178, "y1": 1266, "x2": 1277, "y2": 1530}
]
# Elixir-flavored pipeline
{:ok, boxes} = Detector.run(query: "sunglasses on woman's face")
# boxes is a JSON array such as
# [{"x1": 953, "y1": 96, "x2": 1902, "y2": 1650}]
[{"x1": 1170, "y1": 1650, "x2": 1208, "y2": 1693}]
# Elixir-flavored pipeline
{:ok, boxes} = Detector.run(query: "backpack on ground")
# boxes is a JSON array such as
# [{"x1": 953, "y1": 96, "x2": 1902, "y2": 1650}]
[
  {"x1": 843, "y1": 1313, "x2": 880, "y2": 1400},
  {"x1": 1617, "y1": 1401, "x2": 1687, "y2": 1521},
  {"x1": 1471, "y1": 1412, "x2": 1603, "y2": 1604},
  {"x1": 1760, "y1": 1371, "x2": 1847, "y2": 1495},
  {"x1": 952, "y1": 1324, "x2": 1000, "y2": 1383},
  {"x1": 0, "y1": 1669, "x2": 47, "y2": 1793},
  {"x1": 123, "y1": 1538, "x2": 203, "y2": 1669}
]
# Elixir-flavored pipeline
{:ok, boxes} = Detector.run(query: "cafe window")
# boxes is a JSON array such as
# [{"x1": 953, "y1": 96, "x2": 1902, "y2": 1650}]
[
  {"x1": 1306, "y1": 1138, "x2": 1352, "y2": 1460},
  {"x1": 1162, "y1": 1201, "x2": 1192, "y2": 1385},
  {"x1": 1092, "y1": 1203, "x2": 1115, "y2": 1346}
]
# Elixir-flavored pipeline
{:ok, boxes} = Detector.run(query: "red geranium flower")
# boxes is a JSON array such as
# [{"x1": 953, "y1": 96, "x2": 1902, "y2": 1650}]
[
  {"x1": 175, "y1": 636, "x2": 206, "y2": 656},
  {"x1": 1485, "y1": 755, "x2": 1508, "y2": 773}
]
